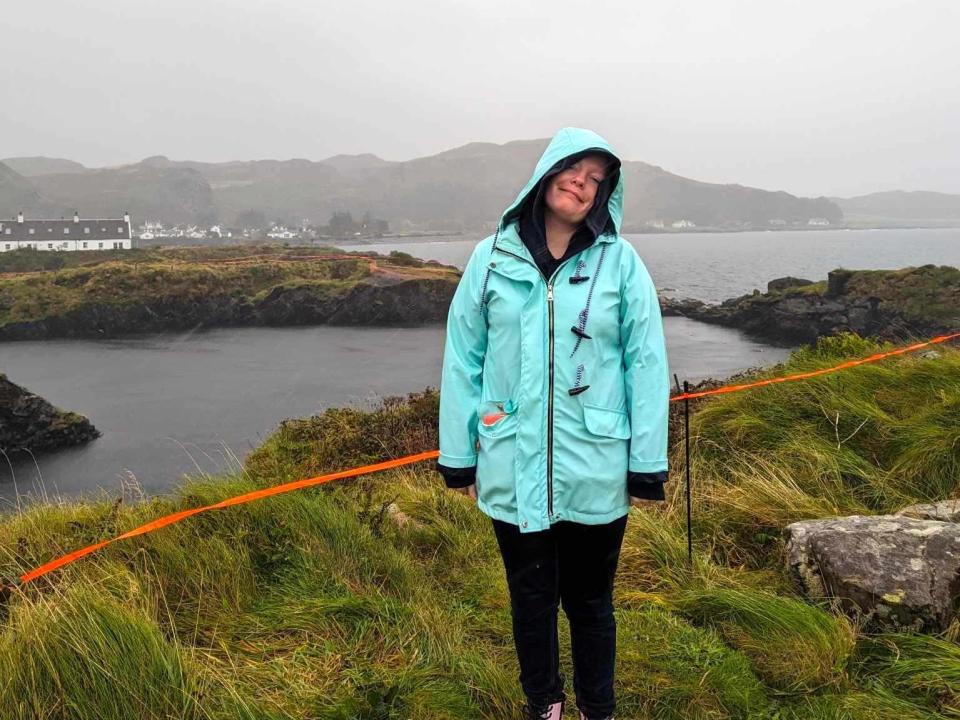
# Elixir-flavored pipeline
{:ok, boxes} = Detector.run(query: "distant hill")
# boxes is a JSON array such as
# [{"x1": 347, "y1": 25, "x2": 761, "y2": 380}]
[
  {"x1": 833, "y1": 191, "x2": 960, "y2": 225},
  {"x1": 0, "y1": 162, "x2": 65, "y2": 220},
  {"x1": 2, "y1": 156, "x2": 88, "y2": 177},
  {"x1": 0, "y1": 139, "x2": 845, "y2": 230},
  {"x1": 23, "y1": 163, "x2": 217, "y2": 225}
]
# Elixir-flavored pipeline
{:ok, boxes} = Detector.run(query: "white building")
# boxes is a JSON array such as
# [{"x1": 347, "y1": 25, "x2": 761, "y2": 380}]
[{"x1": 1, "y1": 211, "x2": 133, "y2": 252}]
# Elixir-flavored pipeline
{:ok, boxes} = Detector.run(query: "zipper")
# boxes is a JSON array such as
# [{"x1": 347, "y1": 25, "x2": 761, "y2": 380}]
[
  {"x1": 493, "y1": 243, "x2": 577, "y2": 521},
  {"x1": 546, "y1": 281, "x2": 555, "y2": 516}
]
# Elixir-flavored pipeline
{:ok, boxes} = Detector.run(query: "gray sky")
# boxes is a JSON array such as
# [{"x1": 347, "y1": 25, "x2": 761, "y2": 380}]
[{"x1": 2, "y1": 0, "x2": 957, "y2": 197}]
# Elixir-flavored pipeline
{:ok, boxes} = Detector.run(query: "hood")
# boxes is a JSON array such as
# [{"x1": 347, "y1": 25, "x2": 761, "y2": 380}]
[{"x1": 496, "y1": 127, "x2": 624, "y2": 241}]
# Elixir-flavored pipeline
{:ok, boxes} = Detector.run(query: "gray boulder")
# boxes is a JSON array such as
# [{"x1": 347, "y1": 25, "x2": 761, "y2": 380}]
[
  {"x1": 896, "y1": 500, "x2": 960, "y2": 523},
  {"x1": 784, "y1": 515, "x2": 960, "y2": 632}
]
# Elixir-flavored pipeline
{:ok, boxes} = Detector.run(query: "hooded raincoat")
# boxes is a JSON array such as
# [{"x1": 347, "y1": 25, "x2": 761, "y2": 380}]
[{"x1": 436, "y1": 127, "x2": 670, "y2": 533}]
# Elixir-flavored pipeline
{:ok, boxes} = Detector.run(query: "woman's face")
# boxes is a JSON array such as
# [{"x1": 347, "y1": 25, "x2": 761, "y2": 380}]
[{"x1": 543, "y1": 154, "x2": 611, "y2": 226}]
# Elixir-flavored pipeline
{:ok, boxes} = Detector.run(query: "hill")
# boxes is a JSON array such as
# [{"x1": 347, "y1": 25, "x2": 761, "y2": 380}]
[
  {"x1": 0, "y1": 139, "x2": 845, "y2": 231},
  {"x1": 1, "y1": 157, "x2": 88, "y2": 177},
  {"x1": 833, "y1": 190, "x2": 960, "y2": 226}
]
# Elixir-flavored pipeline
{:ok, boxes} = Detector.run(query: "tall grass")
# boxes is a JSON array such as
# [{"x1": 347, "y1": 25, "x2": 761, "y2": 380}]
[{"x1": 1, "y1": 332, "x2": 959, "y2": 717}]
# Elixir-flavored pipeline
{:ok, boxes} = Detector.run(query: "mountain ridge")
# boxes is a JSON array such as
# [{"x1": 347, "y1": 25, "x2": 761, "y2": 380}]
[{"x1": 0, "y1": 139, "x2": 856, "y2": 230}]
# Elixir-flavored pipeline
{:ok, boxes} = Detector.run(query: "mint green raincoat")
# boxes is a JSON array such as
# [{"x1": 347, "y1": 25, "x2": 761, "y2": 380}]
[{"x1": 437, "y1": 127, "x2": 670, "y2": 533}]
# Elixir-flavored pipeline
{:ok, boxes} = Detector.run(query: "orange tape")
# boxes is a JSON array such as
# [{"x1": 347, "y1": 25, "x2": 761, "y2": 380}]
[
  {"x1": 669, "y1": 331, "x2": 960, "y2": 402},
  {"x1": 7, "y1": 330, "x2": 958, "y2": 589},
  {"x1": 16, "y1": 449, "x2": 439, "y2": 586}
]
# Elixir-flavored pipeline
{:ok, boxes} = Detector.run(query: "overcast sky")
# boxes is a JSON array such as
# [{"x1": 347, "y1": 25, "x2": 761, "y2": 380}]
[{"x1": 2, "y1": 0, "x2": 957, "y2": 197}]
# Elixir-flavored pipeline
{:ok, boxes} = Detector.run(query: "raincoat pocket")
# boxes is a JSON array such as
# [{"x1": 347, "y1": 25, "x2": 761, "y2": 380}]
[
  {"x1": 582, "y1": 403, "x2": 631, "y2": 440},
  {"x1": 476, "y1": 399, "x2": 518, "y2": 439},
  {"x1": 476, "y1": 399, "x2": 519, "y2": 515}
]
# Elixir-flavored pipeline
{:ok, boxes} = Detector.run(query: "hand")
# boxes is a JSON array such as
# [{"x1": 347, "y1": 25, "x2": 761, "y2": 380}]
[
  {"x1": 453, "y1": 484, "x2": 478, "y2": 502},
  {"x1": 630, "y1": 495, "x2": 665, "y2": 510}
]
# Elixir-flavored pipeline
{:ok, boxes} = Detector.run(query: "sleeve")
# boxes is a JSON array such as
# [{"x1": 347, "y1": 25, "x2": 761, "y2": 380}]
[
  {"x1": 619, "y1": 247, "x2": 670, "y2": 497},
  {"x1": 435, "y1": 242, "x2": 489, "y2": 488}
]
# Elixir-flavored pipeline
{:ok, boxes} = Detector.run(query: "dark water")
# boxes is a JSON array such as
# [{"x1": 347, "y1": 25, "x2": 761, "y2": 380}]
[
  {"x1": 1, "y1": 320, "x2": 784, "y2": 506},
  {"x1": 2, "y1": 228, "x2": 957, "y2": 505}
]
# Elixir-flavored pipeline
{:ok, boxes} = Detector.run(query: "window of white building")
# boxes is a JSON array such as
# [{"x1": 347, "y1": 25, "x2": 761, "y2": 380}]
[
  {"x1": 84, "y1": 227, "x2": 90, "y2": 234},
  {"x1": 63, "y1": 228, "x2": 70, "y2": 234},
  {"x1": 28, "y1": 228, "x2": 35, "y2": 235},
  {"x1": 82, "y1": 242, "x2": 88, "y2": 249},
  {"x1": 98, "y1": 242, "x2": 104, "y2": 248}
]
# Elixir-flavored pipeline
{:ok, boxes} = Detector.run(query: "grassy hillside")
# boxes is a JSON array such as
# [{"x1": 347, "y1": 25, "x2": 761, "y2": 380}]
[
  {"x1": 0, "y1": 245, "x2": 457, "y2": 333},
  {"x1": 2, "y1": 334, "x2": 960, "y2": 718}
]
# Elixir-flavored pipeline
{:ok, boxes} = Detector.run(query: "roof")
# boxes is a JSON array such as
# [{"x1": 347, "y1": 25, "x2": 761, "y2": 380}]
[{"x1": 0, "y1": 218, "x2": 131, "y2": 242}]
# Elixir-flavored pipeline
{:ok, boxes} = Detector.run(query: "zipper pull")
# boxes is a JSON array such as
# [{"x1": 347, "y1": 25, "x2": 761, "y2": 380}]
[{"x1": 547, "y1": 284, "x2": 553, "y2": 301}]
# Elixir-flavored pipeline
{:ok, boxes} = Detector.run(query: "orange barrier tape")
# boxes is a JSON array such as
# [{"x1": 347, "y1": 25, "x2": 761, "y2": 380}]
[
  {"x1": 14, "y1": 449, "x2": 440, "y2": 587},
  {"x1": 6, "y1": 330, "x2": 958, "y2": 590},
  {"x1": 669, "y1": 331, "x2": 960, "y2": 402}
]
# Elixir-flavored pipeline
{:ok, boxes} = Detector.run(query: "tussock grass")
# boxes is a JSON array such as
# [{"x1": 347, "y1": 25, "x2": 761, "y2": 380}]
[{"x1": 2, "y1": 331, "x2": 960, "y2": 717}]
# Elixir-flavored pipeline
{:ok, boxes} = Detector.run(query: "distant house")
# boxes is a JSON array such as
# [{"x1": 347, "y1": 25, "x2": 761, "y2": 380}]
[
  {"x1": 807, "y1": 217, "x2": 831, "y2": 226},
  {"x1": 1, "y1": 211, "x2": 133, "y2": 252},
  {"x1": 671, "y1": 219, "x2": 696, "y2": 229}
]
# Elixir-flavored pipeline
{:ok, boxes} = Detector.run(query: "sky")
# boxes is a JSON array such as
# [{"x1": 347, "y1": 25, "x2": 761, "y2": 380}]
[{"x1": 2, "y1": 0, "x2": 958, "y2": 198}]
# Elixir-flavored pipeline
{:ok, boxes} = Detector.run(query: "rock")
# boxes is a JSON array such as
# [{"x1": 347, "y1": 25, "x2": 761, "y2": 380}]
[
  {"x1": 659, "y1": 265, "x2": 959, "y2": 346},
  {"x1": 0, "y1": 374, "x2": 100, "y2": 453},
  {"x1": 0, "y1": 276, "x2": 457, "y2": 341},
  {"x1": 826, "y1": 269, "x2": 855, "y2": 297},
  {"x1": 767, "y1": 276, "x2": 815, "y2": 293},
  {"x1": 784, "y1": 515, "x2": 960, "y2": 632},
  {"x1": 896, "y1": 500, "x2": 960, "y2": 523}
]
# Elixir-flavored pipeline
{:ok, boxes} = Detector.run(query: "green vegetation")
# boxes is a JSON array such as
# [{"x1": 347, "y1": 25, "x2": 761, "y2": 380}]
[
  {"x1": 2, "y1": 334, "x2": 960, "y2": 718},
  {"x1": 773, "y1": 264, "x2": 960, "y2": 325},
  {"x1": 0, "y1": 244, "x2": 457, "y2": 327}
]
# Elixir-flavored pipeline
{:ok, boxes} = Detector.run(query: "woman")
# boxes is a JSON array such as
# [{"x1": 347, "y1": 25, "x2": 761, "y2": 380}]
[{"x1": 436, "y1": 127, "x2": 670, "y2": 720}]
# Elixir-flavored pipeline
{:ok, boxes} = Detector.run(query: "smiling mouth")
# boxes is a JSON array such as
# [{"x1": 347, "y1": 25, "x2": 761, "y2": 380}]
[{"x1": 561, "y1": 188, "x2": 583, "y2": 202}]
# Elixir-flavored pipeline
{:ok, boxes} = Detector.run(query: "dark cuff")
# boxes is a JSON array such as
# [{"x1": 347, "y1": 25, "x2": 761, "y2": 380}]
[
  {"x1": 435, "y1": 461, "x2": 476, "y2": 489},
  {"x1": 628, "y1": 470, "x2": 668, "y2": 501}
]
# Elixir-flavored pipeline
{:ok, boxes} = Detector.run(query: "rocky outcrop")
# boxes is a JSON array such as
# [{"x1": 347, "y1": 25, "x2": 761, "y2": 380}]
[
  {"x1": 784, "y1": 515, "x2": 960, "y2": 632},
  {"x1": 0, "y1": 374, "x2": 100, "y2": 453},
  {"x1": 660, "y1": 265, "x2": 960, "y2": 345},
  {"x1": 896, "y1": 500, "x2": 960, "y2": 523},
  {"x1": 0, "y1": 276, "x2": 456, "y2": 341}
]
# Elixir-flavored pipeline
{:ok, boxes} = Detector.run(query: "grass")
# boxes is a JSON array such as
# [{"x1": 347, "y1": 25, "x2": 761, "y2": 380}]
[{"x1": 1, "y1": 333, "x2": 960, "y2": 717}]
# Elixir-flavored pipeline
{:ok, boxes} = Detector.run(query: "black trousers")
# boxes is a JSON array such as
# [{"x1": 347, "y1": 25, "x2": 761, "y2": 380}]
[{"x1": 491, "y1": 513, "x2": 628, "y2": 718}]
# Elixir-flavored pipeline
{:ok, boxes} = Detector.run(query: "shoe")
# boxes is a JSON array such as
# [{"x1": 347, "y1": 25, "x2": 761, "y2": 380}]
[
  {"x1": 525, "y1": 698, "x2": 564, "y2": 720},
  {"x1": 580, "y1": 712, "x2": 614, "y2": 720}
]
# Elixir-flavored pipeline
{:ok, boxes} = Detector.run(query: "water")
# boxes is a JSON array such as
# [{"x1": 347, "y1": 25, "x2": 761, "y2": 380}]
[
  {"x1": 352, "y1": 227, "x2": 960, "y2": 303},
  {"x1": 3, "y1": 227, "x2": 957, "y2": 504}
]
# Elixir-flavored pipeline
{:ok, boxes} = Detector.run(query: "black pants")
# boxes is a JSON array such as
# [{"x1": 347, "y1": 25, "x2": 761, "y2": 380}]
[{"x1": 491, "y1": 514, "x2": 628, "y2": 718}]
